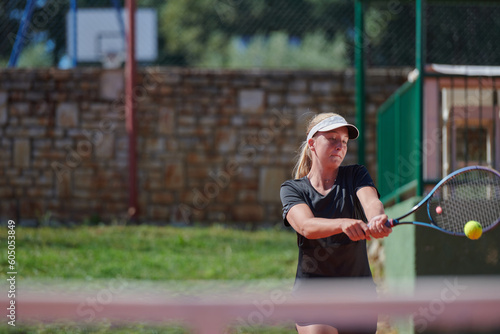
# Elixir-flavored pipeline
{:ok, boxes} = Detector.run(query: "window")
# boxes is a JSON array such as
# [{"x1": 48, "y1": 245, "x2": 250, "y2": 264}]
[
  {"x1": 455, "y1": 126, "x2": 489, "y2": 168},
  {"x1": 440, "y1": 86, "x2": 498, "y2": 175}
]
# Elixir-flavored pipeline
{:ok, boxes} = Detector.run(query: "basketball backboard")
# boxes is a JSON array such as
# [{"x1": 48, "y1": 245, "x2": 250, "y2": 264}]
[{"x1": 66, "y1": 8, "x2": 158, "y2": 64}]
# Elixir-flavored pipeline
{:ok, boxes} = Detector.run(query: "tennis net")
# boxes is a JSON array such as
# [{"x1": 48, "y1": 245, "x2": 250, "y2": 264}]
[{"x1": 2, "y1": 277, "x2": 500, "y2": 333}]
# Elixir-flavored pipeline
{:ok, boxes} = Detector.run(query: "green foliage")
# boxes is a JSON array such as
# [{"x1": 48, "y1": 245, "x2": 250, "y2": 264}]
[
  {"x1": 4, "y1": 1, "x2": 500, "y2": 68},
  {"x1": 17, "y1": 43, "x2": 52, "y2": 68},
  {"x1": 159, "y1": 0, "x2": 221, "y2": 64},
  {"x1": 159, "y1": 0, "x2": 353, "y2": 68},
  {"x1": 0, "y1": 2, "x2": 20, "y2": 60},
  {"x1": 201, "y1": 30, "x2": 348, "y2": 69}
]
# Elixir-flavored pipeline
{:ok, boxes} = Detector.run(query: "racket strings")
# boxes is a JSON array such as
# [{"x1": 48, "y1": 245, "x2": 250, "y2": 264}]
[{"x1": 428, "y1": 169, "x2": 500, "y2": 234}]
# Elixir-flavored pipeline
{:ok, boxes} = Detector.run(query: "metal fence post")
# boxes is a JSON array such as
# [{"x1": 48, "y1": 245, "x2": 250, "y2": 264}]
[
  {"x1": 416, "y1": 0, "x2": 426, "y2": 196},
  {"x1": 355, "y1": 0, "x2": 366, "y2": 166}
]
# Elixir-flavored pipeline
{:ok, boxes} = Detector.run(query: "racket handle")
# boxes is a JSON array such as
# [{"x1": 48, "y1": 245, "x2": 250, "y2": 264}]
[{"x1": 368, "y1": 219, "x2": 395, "y2": 228}]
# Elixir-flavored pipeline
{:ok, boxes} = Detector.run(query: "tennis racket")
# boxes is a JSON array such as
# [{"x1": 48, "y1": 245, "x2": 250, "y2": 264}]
[{"x1": 383, "y1": 166, "x2": 500, "y2": 236}]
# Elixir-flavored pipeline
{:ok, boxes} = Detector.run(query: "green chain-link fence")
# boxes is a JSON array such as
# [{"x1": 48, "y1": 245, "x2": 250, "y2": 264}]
[
  {"x1": 1, "y1": 1, "x2": 500, "y2": 69},
  {"x1": 365, "y1": 0, "x2": 500, "y2": 67}
]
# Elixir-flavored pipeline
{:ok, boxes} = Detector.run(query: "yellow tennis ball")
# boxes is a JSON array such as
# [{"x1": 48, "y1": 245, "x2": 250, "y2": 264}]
[{"x1": 464, "y1": 220, "x2": 482, "y2": 240}]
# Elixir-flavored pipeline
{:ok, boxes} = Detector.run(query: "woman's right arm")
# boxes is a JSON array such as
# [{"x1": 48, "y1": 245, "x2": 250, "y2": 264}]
[{"x1": 286, "y1": 203, "x2": 370, "y2": 241}]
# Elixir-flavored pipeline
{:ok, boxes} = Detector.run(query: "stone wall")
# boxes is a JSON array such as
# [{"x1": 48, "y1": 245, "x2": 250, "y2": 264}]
[{"x1": 0, "y1": 67, "x2": 409, "y2": 225}]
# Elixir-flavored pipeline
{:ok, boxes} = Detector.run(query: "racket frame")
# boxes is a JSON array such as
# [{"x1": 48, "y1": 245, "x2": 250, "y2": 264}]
[{"x1": 386, "y1": 165, "x2": 500, "y2": 236}]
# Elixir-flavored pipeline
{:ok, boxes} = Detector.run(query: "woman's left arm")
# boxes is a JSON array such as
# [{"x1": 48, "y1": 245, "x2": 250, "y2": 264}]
[{"x1": 357, "y1": 186, "x2": 392, "y2": 238}]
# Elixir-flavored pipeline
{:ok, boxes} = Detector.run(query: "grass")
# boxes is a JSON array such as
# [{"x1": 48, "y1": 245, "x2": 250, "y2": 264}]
[
  {"x1": 1, "y1": 225, "x2": 297, "y2": 281},
  {"x1": 0, "y1": 225, "x2": 298, "y2": 333},
  {"x1": 1, "y1": 322, "x2": 191, "y2": 334}
]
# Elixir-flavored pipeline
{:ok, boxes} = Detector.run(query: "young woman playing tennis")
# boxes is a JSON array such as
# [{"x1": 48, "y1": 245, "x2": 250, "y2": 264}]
[{"x1": 280, "y1": 113, "x2": 392, "y2": 334}]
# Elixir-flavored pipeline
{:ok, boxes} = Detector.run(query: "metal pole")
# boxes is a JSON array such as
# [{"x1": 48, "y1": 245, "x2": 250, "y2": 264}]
[
  {"x1": 125, "y1": 0, "x2": 138, "y2": 220},
  {"x1": 71, "y1": 0, "x2": 77, "y2": 67},
  {"x1": 416, "y1": 0, "x2": 425, "y2": 196},
  {"x1": 355, "y1": 0, "x2": 366, "y2": 166},
  {"x1": 111, "y1": 0, "x2": 127, "y2": 49},
  {"x1": 8, "y1": 0, "x2": 37, "y2": 67}
]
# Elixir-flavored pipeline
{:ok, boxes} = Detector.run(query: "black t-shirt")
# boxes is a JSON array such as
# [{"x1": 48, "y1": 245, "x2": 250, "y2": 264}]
[{"x1": 280, "y1": 164, "x2": 378, "y2": 279}]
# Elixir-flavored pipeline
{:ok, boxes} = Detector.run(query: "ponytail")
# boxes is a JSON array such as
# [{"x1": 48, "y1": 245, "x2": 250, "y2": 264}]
[{"x1": 292, "y1": 140, "x2": 311, "y2": 179}]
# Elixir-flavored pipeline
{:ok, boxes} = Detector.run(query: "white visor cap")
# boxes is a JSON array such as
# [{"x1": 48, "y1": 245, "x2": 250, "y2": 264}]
[{"x1": 306, "y1": 115, "x2": 359, "y2": 142}]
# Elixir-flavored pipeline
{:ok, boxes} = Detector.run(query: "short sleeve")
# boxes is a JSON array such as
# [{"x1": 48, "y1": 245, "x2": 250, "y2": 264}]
[
  {"x1": 280, "y1": 180, "x2": 306, "y2": 227},
  {"x1": 353, "y1": 165, "x2": 380, "y2": 198}
]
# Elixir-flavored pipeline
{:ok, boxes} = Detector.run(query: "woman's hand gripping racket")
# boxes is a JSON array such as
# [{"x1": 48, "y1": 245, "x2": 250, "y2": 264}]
[{"x1": 383, "y1": 166, "x2": 500, "y2": 237}]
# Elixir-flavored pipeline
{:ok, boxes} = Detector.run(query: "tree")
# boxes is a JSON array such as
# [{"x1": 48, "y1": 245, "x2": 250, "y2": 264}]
[
  {"x1": 0, "y1": 0, "x2": 24, "y2": 62},
  {"x1": 1, "y1": 0, "x2": 129, "y2": 67},
  {"x1": 17, "y1": 42, "x2": 52, "y2": 68},
  {"x1": 159, "y1": 0, "x2": 354, "y2": 68},
  {"x1": 201, "y1": 30, "x2": 348, "y2": 69}
]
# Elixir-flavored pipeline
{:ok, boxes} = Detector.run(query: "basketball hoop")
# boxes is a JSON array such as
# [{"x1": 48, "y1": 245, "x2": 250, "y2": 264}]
[{"x1": 101, "y1": 51, "x2": 124, "y2": 69}]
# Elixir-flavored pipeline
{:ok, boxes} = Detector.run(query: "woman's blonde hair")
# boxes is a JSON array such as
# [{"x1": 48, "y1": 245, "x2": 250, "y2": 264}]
[{"x1": 292, "y1": 112, "x2": 341, "y2": 179}]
